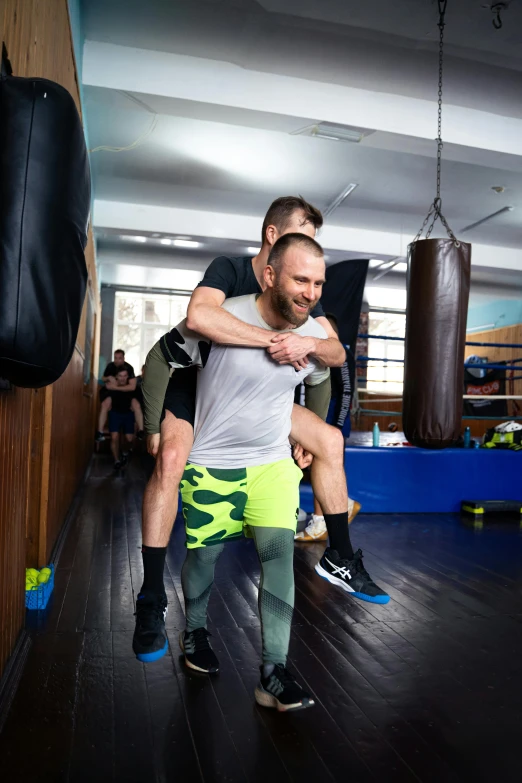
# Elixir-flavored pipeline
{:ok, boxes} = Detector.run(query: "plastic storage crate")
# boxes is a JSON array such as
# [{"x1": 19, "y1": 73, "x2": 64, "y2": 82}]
[{"x1": 25, "y1": 564, "x2": 55, "y2": 610}]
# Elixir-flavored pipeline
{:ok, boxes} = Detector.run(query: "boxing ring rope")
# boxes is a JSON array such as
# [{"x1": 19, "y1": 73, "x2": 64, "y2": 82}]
[
  {"x1": 358, "y1": 334, "x2": 522, "y2": 350},
  {"x1": 354, "y1": 332, "x2": 522, "y2": 422}
]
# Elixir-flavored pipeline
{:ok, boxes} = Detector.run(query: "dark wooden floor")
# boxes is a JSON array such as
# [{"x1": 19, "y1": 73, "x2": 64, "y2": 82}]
[{"x1": 2, "y1": 454, "x2": 522, "y2": 782}]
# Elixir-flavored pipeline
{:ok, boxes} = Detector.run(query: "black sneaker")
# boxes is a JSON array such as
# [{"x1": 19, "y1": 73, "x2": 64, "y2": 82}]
[
  {"x1": 132, "y1": 592, "x2": 169, "y2": 663},
  {"x1": 315, "y1": 548, "x2": 390, "y2": 604},
  {"x1": 255, "y1": 664, "x2": 314, "y2": 712},
  {"x1": 180, "y1": 628, "x2": 219, "y2": 674},
  {"x1": 114, "y1": 460, "x2": 122, "y2": 470},
  {"x1": 95, "y1": 431, "x2": 105, "y2": 443}
]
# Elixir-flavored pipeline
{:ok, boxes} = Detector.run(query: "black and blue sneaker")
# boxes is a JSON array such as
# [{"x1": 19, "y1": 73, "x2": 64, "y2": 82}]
[
  {"x1": 132, "y1": 591, "x2": 168, "y2": 662},
  {"x1": 315, "y1": 548, "x2": 390, "y2": 604}
]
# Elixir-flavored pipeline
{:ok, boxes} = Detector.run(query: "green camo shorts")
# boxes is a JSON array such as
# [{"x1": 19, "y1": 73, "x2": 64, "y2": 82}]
[{"x1": 180, "y1": 458, "x2": 303, "y2": 548}]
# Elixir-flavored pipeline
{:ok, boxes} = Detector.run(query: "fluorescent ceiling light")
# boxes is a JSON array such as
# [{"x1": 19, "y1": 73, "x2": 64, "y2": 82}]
[
  {"x1": 121, "y1": 235, "x2": 147, "y2": 243},
  {"x1": 323, "y1": 183, "x2": 358, "y2": 219},
  {"x1": 372, "y1": 257, "x2": 407, "y2": 282},
  {"x1": 173, "y1": 239, "x2": 201, "y2": 248},
  {"x1": 247, "y1": 247, "x2": 260, "y2": 254},
  {"x1": 460, "y1": 206, "x2": 514, "y2": 234},
  {"x1": 291, "y1": 122, "x2": 368, "y2": 144},
  {"x1": 467, "y1": 323, "x2": 495, "y2": 333},
  {"x1": 160, "y1": 238, "x2": 172, "y2": 246}
]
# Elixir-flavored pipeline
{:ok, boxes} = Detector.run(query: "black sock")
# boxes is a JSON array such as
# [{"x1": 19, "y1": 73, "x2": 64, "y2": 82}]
[
  {"x1": 141, "y1": 545, "x2": 167, "y2": 596},
  {"x1": 323, "y1": 513, "x2": 354, "y2": 560}
]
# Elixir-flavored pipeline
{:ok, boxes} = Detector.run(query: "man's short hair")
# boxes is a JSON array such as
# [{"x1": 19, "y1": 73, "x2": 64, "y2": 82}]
[
  {"x1": 267, "y1": 232, "x2": 324, "y2": 273},
  {"x1": 114, "y1": 349, "x2": 125, "y2": 357},
  {"x1": 116, "y1": 368, "x2": 128, "y2": 377},
  {"x1": 261, "y1": 196, "x2": 323, "y2": 244}
]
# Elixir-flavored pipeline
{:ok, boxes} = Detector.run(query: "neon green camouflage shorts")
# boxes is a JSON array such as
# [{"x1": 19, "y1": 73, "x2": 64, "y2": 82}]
[{"x1": 179, "y1": 458, "x2": 303, "y2": 548}]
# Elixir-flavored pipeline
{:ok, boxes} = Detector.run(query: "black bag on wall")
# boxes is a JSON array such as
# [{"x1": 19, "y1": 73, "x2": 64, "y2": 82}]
[{"x1": 0, "y1": 71, "x2": 90, "y2": 388}]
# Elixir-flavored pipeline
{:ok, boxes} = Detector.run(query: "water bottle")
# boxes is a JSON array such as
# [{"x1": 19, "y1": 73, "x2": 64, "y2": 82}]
[
  {"x1": 372, "y1": 422, "x2": 380, "y2": 448},
  {"x1": 463, "y1": 426, "x2": 471, "y2": 448}
]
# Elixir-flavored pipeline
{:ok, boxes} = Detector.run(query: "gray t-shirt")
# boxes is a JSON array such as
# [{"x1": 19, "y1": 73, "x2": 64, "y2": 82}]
[{"x1": 166, "y1": 294, "x2": 330, "y2": 468}]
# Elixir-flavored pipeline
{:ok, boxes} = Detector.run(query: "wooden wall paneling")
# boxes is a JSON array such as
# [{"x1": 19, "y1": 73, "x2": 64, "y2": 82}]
[
  {"x1": 38, "y1": 386, "x2": 53, "y2": 567},
  {"x1": 0, "y1": 386, "x2": 31, "y2": 680},
  {"x1": 24, "y1": 388, "x2": 46, "y2": 569},
  {"x1": 45, "y1": 349, "x2": 94, "y2": 563},
  {"x1": 0, "y1": 0, "x2": 100, "y2": 681}
]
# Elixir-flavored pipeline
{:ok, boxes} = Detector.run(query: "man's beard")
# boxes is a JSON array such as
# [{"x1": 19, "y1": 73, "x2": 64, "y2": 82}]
[{"x1": 272, "y1": 282, "x2": 314, "y2": 327}]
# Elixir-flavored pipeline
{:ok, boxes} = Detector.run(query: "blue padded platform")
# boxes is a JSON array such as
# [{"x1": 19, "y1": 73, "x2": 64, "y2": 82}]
[{"x1": 299, "y1": 446, "x2": 522, "y2": 514}]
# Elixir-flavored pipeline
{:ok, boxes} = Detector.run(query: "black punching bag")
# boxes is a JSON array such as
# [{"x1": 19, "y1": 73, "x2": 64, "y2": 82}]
[
  {"x1": 403, "y1": 238, "x2": 471, "y2": 449},
  {"x1": 0, "y1": 72, "x2": 90, "y2": 388}
]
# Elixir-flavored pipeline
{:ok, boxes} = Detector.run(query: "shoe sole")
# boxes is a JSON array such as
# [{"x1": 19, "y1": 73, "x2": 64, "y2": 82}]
[
  {"x1": 295, "y1": 503, "x2": 361, "y2": 541},
  {"x1": 135, "y1": 637, "x2": 169, "y2": 663},
  {"x1": 294, "y1": 532, "x2": 328, "y2": 542},
  {"x1": 348, "y1": 501, "x2": 362, "y2": 523},
  {"x1": 254, "y1": 686, "x2": 315, "y2": 712},
  {"x1": 315, "y1": 563, "x2": 390, "y2": 604},
  {"x1": 179, "y1": 632, "x2": 219, "y2": 674}
]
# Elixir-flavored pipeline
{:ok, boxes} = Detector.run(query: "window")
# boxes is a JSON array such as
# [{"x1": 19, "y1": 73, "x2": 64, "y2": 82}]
[
  {"x1": 113, "y1": 291, "x2": 190, "y2": 372},
  {"x1": 366, "y1": 310, "x2": 405, "y2": 393}
]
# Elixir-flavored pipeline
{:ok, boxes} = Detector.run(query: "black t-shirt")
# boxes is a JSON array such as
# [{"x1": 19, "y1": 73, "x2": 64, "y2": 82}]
[
  {"x1": 103, "y1": 361, "x2": 135, "y2": 379},
  {"x1": 197, "y1": 256, "x2": 325, "y2": 318},
  {"x1": 109, "y1": 389, "x2": 135, "y2": 413}
]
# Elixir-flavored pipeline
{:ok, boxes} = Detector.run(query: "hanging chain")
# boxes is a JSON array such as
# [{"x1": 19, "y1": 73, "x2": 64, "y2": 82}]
[{"x1": 413, "y1": 0, "x2": 459, "y2": 246}]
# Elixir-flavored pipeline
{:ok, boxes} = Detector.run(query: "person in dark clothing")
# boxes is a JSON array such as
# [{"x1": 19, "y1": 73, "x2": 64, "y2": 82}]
[
  {"x1": 324, "y1": 313, "x2": 354, "y2": 437},
  {"x1": 108, "y1": 369, "x2": 136, "y2": 469}
]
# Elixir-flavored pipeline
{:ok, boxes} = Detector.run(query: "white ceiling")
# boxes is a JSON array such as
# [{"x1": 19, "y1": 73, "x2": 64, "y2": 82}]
[{"x1": 80, "y1": 0, "x2": 522, "y2": 303}]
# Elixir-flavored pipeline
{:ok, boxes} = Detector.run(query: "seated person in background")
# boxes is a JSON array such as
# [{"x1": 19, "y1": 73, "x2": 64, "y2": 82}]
[
  {"x1": 295, "y1": 312, "x2": 360, "y2": 542},
  {"x1": 96, "y1": 349, "x2": 144, "y2": 441},
  {"x1": 108, "y1": 369, "x2": 136, "y2": 469}
]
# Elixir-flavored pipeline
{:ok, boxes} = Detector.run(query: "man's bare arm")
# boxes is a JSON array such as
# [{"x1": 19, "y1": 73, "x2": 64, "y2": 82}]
[
  {"x1": 105, "y1": 377, "x2": 137, "y2": 392},
  {"x1": 186, "y1": 287, "x2": 273, "y2": 347},
  {"x1": 187, "y1": 287, "x2": 327, "y2": 368}
]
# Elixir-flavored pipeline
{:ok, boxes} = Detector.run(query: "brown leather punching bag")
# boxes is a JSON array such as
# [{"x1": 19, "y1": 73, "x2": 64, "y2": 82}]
[{"x1": 403, "y1": 238, "x2": 471, "y2": 449}]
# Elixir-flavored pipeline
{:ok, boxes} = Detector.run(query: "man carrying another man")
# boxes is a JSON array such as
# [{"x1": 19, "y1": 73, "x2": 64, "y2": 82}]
[
  {"x1": 139, "y1": 233, "x2": 378, "y2": 710},
  {"x1": 138, "y1": 198, "x2": 371, "y2": 627},
  {"x1": 135, "y1": 226, "x2": 389, "y2": 682},
  {"x1": 107, "y1": 368, "x2": 136, "y2": 469},
  {"x1": 96, "y1": 349, "x2": 144, "y2": 442}
]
